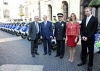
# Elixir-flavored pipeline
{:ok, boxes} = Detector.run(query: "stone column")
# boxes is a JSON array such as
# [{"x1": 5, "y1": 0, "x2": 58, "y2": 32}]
[
  {"x1": 80, "y1": 5, "x2": 83, "y2": 20},
  {"x1": 47, "y1": 5, "x2": 52, "y2": 21},
  {"x1": 61, "y1": 3, "x2": 67, "y2": 21}
]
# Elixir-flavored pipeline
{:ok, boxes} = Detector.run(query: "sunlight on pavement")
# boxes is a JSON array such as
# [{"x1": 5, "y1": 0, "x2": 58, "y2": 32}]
[
  {"x1": 0, "y1": 37, "x2": 22, "y2": 43},
  {"x1": 0, "y1": 64, "x2": 44, "y2": 71}
]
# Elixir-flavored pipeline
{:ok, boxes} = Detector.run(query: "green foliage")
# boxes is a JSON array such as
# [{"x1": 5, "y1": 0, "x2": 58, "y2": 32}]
[
  {"x1": 19, "y1": 13, "x2": 24, "y2": 17},
  {"x1": 89, "y1": 0, "x2": 100, "y2": 7}
]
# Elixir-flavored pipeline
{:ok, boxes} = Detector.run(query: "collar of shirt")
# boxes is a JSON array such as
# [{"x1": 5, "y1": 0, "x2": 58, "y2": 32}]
[
  {"x1": 87, "y1": 15, "x2": 92, "y2": 19},
  {"x1": 59, "y1": 21, "x2": 62, "y2": 23},
  {"x1": 35, "y1": 21, "x2": 38, "y2": 24},
  {"x1": 86, "y1": 15, "x2": 92, "y2": 26},
  {"x1": 44, "y1": 21, "x2": 47, "y2": 24}
]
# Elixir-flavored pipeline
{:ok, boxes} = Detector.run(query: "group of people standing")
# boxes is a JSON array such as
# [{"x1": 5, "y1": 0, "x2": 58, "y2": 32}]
[{"x1": 28, "y1": 7, "x2": 98, "y2": 71}]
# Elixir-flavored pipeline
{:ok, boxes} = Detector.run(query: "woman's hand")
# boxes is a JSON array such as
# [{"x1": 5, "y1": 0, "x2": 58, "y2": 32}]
[
  {"x1": 75, "y1": 37, "x2": 77, "y2": 43},
  {"x1": 66, "y1": 37, "x2": 68, "y2": 41}
]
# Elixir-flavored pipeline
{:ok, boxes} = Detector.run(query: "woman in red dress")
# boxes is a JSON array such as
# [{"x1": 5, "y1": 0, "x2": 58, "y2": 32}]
[{"x1": 66, "y1": 13, "x2": 80, "y2": 62}]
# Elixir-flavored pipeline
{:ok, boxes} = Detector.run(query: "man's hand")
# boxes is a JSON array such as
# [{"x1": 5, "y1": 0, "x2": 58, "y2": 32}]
[
  {"x1": 54, "y1": 37, "x2": 56, "y2": 39},
  {"x1": 82, "y1": 36, "x2": 87, "y2": 41},
  {"x1": 50, "y1": 36, "x2": 52, "y2": 39},
  {"x1": 84, "y1": 37, "x2": 88, "y2": 41},
  {"x1": 82, "y1": 36, "x2": 85, "y2": 41},
  {"x1": 40, "y1": 36, "x2": 42, "y2": 39},
  {"x1": 63, "y1": 38, "x2": 65, "y2": 40},
  {"x1": 28, "y1": 37, "x2": 31, "y2": 40}
]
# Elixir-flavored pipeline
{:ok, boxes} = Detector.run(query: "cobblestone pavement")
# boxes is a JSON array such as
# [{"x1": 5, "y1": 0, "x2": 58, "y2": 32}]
[{"x1": 0, "y1": 31, "x2": 100, "y2": 71}]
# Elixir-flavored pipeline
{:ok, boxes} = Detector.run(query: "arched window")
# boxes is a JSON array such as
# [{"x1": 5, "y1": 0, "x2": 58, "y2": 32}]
[
  {"x1": 3, "y1": 9, "x2": 10, "y2": 19},
  {"x1": 61, "y1": 1, "x2": 68, "y2": 21},
  {"x1": 47, "y1": 4, "x2": 52, "y2": 21}
]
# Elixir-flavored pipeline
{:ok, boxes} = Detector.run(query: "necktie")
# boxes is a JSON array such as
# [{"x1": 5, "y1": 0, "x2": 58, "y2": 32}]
[
  {"x1": 35, "y1": 22, "x2": 39, "y2": 34},
  {"x1": 86, "y1": 17, "x2": 89, "y2": 27},
  {"x1": 44, "y1": 22, "x2": 46, "y2": 28}
]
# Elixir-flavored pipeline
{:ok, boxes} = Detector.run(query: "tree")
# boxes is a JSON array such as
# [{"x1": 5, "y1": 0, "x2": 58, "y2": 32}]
[
  {"x1": 19, "y1": 4, "x2": 24, "y2": 20},
  {"x1": 19, "y1": 13, "x2": 24, "y2": 19},
  {"x1": 89, "y1": 0, "x2": 100, "y2": 17}
]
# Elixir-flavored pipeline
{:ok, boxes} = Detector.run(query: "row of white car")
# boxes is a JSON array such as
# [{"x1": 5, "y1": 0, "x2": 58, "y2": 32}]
[{"x1": 0, "y1": 22, "x2": 30, "y2": 39}]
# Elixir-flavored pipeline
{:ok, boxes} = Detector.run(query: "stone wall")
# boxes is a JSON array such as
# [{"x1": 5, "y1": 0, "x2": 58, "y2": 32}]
[
  {"x1": 98, "y1": 8, "x2": 100, "y2": 22},
  {"x1": 23, "y1": 0, "x2": 81, "y2": 21}
]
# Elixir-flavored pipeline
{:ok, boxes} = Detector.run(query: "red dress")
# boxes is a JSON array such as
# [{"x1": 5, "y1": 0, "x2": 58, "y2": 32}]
[
  {"x1": 67, "y1": 35, "x2": 76, "y2": 47},
  {"x1": 66, "y1": 22, "x2": 80, "y2": 47}
]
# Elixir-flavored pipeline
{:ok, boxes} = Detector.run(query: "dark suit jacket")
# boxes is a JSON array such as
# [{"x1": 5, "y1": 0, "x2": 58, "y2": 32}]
[
  {"x1": 80, "y1": 16, "x2": 98, "y2": 40},
  {"x1": 54, "y1": 21, "x2": 66, "y2": 40},
  {"x1": 28, "y1": 22, "x2": 37, "y2": 40},
  {"x1": 40, "y1": 21, "x2": 53, "y2": 39}
]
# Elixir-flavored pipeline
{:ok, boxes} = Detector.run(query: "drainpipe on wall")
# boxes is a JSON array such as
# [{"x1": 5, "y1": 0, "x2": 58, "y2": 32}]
[{"x1": 69, "y1": 0, "x2": 70, "y2": 17}]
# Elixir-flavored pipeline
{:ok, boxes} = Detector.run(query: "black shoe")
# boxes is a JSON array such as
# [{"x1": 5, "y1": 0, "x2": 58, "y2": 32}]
[
  {"x1": 32, "y1": 54, "x2": 35, "y2": 57},
  {"x1": 77, "y1": 62, "x2": 86, "y2": 66},
  {"x1": 49, "y1": 53, "x2": 51, "y2": 55},
  {"x1": 87, "y1": 66, "x2": 92, "y2": 71},
  {"x1": 34, "y1": 52, "x2": 39, "y2": 55},
  {"x1": 55, "y1": 55, "x2": 60, "y2": 57},
  {"x1": 60, "y1": 56, "x2": 63, "y2": 59},
  {"x1": 43, "y1": 53, "x2": 47, "y2": 55}
]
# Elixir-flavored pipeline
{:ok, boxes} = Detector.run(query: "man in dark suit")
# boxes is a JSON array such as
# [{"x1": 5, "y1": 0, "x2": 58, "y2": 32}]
[
  {"x1": 28, "y1": 16, "x2": 40, "y2": 57},
  {"x1": 54, "y1": 13, "x2": 66, "y2": 59},
  {"x1": 40, "y1": 15, "x2": 53, "y2": 55},
  {"x1": 77, "y1": 7, "x2": 98, "y2": 71}
]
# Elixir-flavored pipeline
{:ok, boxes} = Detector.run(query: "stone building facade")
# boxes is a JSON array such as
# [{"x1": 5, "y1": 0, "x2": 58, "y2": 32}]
[
  {"x1": 0, "y1": 0, "x2": 100, "y2": 22},
  {"x1": 23, "y1": 0, "x2": 80, "y2": 21},
  {"x1": 23, "y1": 0, "x2": 100, "y2": 22},
  {"x1": 0, "y1": 0, "x2": 25, "y2": 22}
]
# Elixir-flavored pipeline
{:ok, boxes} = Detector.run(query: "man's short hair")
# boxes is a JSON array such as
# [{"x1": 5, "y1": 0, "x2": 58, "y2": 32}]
[
  {"x1": 34, "y1": 16, "x2": 39, "y2": 18},
  {"x1": 43, "y1": 15, "x2": 47, "y2": 18},
  {"x1": 85, "y1": 7, "x2": 92, "y2": 11},
  {"x1": 53, "y1": 16, "x2": 56, "y2": 17}
]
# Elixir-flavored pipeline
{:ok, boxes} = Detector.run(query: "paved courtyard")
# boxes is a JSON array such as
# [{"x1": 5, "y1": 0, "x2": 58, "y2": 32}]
[{"x1": 0, "y1": 30, "x2": 100, "y2": 71}]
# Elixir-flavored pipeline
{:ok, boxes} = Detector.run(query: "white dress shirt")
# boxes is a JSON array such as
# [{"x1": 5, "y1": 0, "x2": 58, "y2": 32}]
[
  {"x1": 44, "y1": 21, "x2": 47, "y2": 25},
  {"x1": 44, "y1": 21, "x2": 47, "y2": 28},
  {"x1": 86, "y1": 15, "x2": 92, "y2": 27}
]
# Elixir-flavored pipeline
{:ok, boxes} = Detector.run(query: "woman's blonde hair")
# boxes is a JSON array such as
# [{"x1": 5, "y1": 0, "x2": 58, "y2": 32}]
[{"x1": 69, "y1": 13, "x2": 77, "y2": 22}]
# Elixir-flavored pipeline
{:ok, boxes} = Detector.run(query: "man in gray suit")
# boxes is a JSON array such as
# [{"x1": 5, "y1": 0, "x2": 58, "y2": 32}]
[{"x1": 28, "y1": 16, "x2": 39, "y2": 57}]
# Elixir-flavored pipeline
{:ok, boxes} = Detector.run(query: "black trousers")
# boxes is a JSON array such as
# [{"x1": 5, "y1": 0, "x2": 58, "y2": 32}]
[
  {"x1": 56, "y1": 40, "x2": 65, "y2": 56},
  {"x1": 31, "y1": 34, "x2": 38, "y2": 54},
  {"x1": 81, "y1": 39, "x2": 94, "y2": 66}
]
